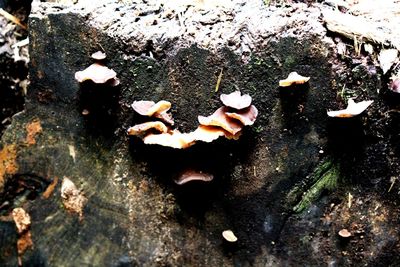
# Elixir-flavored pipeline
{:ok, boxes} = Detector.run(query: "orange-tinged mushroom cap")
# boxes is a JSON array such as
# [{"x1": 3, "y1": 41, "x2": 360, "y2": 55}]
[
  {"x1": 327, "y1": 99, "x2": 373, "y2": 118},
  {"x1": 279, "y1": 72, "x2": 310, "y2": 87},
  {"x1": 143, "y1": 130, "x2": 195, "y2": 149},
  {"x1": 220, "y1": 90, "x2": 252, "y2": 110},
  {"x1": 127, "y1": 121, "x2": 169, "y2": 136},
  {"x1": 132, "y1": 100, "x2": 171, "y2": 116},
  {"x1": 174, "y1": 170, "x2": 214, "y2": 185},
  {"x1": 131, "y1": 100, "x2": 174, "y2": 125},
  {"x1": 226, "y1": 105, "x2": 258, "y2": 126},
  {"x1": 191, "y1": 125, "x2": 240, "y2": 142},
  {"x1": 75, "y1": 63, "x2": 117, "y2": 84},
  {"x1": 91, "y1": 51, "x2": 106, "y2": 60},
  {"x1": 198, "y1": 107, "x2": 243, "y2": 135}
]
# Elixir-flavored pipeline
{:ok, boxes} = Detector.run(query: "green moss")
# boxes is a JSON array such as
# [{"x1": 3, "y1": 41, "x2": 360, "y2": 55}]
[{"x1": 287, "y1": 159, "x2": 340, "y2": 213}]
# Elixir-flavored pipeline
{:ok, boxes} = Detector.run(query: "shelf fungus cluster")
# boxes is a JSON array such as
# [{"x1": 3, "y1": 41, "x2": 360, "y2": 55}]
[
  {"x1": 74, "y1": 51, "x2": 119, "y2": 86},
  {"x1": 127, "y1": 91, "x2": 258, "y2": 149}
]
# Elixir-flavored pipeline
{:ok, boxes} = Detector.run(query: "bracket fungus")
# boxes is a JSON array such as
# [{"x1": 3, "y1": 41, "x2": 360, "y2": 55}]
[
  {"x1": 91, "y1": 51, "x2": 107, "y2": 61},
  {"x1": 127, "y1": 91, "x2": 258, "y2": 149},
  {"x1": 174, "y1": 170, "x2": 214, "y2": 185},
  {"x1": 225, "y1": 105, "x2": 258, "y2": 126},
  {"x1": 220, "y1": 90, "x2": 252, "y2": 110},
  {"x1": 279, "y1": 72, "x2": 310, "y2": 87},
  {"x1": 198, "y1": 107, "x2": 243, "y2": 135},
  {"x1": 127, "y1": 121, "x2": 169, "y2": 136},
  {"x1": 75, "y1": 63, "x2": 119, "y2": 85},
  {"x1": 327, "y1": 99, "x2": 373, "y2": 118},
  {"x1": 131, "y1": 100, "x2": 174, "y2": 125},
  {"x1": 143, "y1": 130, "x2": 195, "y2": 149},
  {"x1": 338, "y1": 228, "x2": 352, "y2": 238},
  {"x1": 222, "y1": 230, "x2": 238, "y2": 242}
]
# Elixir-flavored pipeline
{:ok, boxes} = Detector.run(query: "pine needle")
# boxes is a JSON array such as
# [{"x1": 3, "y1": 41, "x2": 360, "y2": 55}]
[{"x1": 215, "y1": 68, "x2": 223, "y2": 92}]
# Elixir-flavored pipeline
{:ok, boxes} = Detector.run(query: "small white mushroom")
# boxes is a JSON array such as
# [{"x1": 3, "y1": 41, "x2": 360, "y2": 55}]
[
  {"x1": 222, "y1": 230, "x2": 238, "y2": 242},
  {"x1": 327, "y1": 99, "x2": 373, "y2": 118}
]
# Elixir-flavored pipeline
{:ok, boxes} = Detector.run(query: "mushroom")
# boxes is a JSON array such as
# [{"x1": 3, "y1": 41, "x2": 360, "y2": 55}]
[
  {"x1": 131, "y1": 100, "x2": 174, "y2": 125},
  {"x1": 279, "y1": 72, "x2": 310, "y2": 87},
  {"x1": 174, "y1": 170, "x2": 214, "y2": 185},
  {"x1": 75, "y1": 63, "x2": 118, "y2": 84},
  {"x1": 222, "y1": 230, "x2": 238, "y2": 242},
  {"x1": 143, "y1": 130, "x2": 195, "y2": 149},
  {"x1": 327, "y1": 99, "x2": 373, "y2": 118},
  {"x1": 220, "y1": 90, "x2": 252, "y2": 110},
  {"x1": 225, "y1": 105, "x2": 258, "y2": 126},
  {"x1": 198, "y1": 107, "x2": 243, "y2": 135},
  {"x1": 127, "y1": 121, "x2": 169, "y2": 136},
  {"x1": 91, "y1": 51, "x2": 106, "y2": 60},
  {"x1": 338, "y1": 229, "x2": 351, "y2": 238}
]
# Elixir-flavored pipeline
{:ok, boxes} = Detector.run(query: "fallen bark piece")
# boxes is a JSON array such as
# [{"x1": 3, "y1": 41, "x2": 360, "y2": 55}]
[
  {"x1": 12, "y1": 207, "x2": 33, "y2": 265},
  {"x1": 222, "y1": 230, "x2": 238, "y2": 242},
  {"x1": 378, "y1": 49, "x2": 398, "y2": 74},
  {"x1": 327, "y1": 99, "x2": 373, "y2": 118},
  {"x1": 220, "y1": 90, "x2": 252, "y2": 110},
  {"x1": 174, "y1": 170, "x2": 214, "y2": 185},
  {"x1": 61, "y1": 177, "x2": 87, "y2": 220},
  {"x1": 279, "y1": 72, "x2": 310, "y2": 87},
  {"x1": 225, "y1": 105, "x2": 258, "y2": 126},
  {"x1": 127, "y1": 121, "x2": 169, "y2": 136},
  {"x1": 198, "y1": 107, "x2": 243, "y2": 135},
  {"x1": 74, "y1": 63, "x2": 117, "y2": 84},
  {"x1": 323, "y1": 10, "x2": 400, "y2": 51},
  {"x1": 12, "y1": 208, "x2": 31, "y2": 234}
]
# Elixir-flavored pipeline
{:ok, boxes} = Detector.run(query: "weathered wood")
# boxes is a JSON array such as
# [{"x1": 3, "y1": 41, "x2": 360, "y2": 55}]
[
  {"x1": 1, "y1": 1, "x2": 400, "y2": 266},
  {"x1": 323, "y1": 10, "x2": 400, "y2": 50}
]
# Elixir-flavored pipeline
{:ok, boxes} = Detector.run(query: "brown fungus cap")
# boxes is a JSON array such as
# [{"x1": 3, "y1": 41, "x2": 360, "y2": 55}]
[
  {"x1": 75, "y1": 63, "x2": 117, "y2": 84},
  {"x1": 198, "y1": 107, "x2": 243, "y2": 135},
  {"x1": 131, "y1": 100, "x2": 174, "y2": 125},
  {"x1": 91, "y1": 51, "x2": 106, "y2": 60},
  {"x1": 220, "y1": 90, "x2": 252, "y2": 110},
  {"x1": 174, "y1": 170, "x2": 214, "y2": 185},
  {"x1": 327, "y1": 99, "x2": 373, "y2": 118},
  {"x1": 226, "y1": 105, "x2": 258, "y2": 126},
  {"x1": 338, "y1": 229, "x2": 351, "y2": 238},
  {"x1": 127, "y1": 121, "x2": 169, "y2": 136},
  {"x1": 279, "y1": 72, "x2": 310, "y2": 87},
  {"x1": 143, "y1": 130, "x2": 195, "y2": 149}
]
